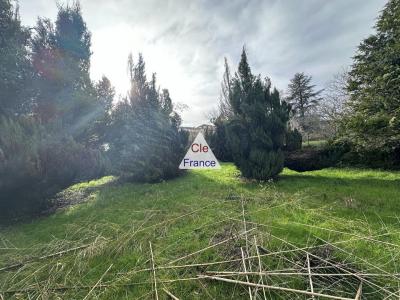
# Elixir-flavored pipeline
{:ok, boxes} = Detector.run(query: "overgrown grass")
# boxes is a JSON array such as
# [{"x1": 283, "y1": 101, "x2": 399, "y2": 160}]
[{"x1": 0, "y1": 164, "x2": 399, "y2": 299}]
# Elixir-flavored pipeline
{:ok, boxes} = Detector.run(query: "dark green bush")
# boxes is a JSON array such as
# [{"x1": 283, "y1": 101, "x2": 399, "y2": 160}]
[
  {"x1": 109, "y1": 105, "x2": 187, "y2": 183},
  {"x1": 0, "y1": 117, "x2": 43, "y2": 217},
  {"x1": 285, "y1": 129, "x2": 302, "y2": 151},
  {"x1": 286, "y1": 139, "x2": 400, "y2": 171},
  {"x1": 39, "y1": 136, "x2": 108, "y2": 185},
  {"x1": 0, "y1": 117, "x2": 107, "y2": 219},
  {"x1": 284, "y1": 146, "x2": 339, "y2": 172},
  {"x1": 206, "y1": 119, "x2": 232, "y2": 162},
  {"x1": 331, "y1": 140, "x2": 400, "y2": 170}
]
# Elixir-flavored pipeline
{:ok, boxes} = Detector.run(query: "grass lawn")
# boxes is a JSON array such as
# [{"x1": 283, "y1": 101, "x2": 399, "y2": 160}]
[
  {"x1": 0, "y1": 164, "x2": 399, "y2": 299},
  {"x1": 302, "y1": 140, "x2": 327, "y2": 148}
]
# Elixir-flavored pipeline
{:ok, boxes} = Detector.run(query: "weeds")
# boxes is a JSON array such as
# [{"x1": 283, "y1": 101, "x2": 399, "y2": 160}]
[{"x1": 0, "y1": 164, "x2": 399, "y2": 298}]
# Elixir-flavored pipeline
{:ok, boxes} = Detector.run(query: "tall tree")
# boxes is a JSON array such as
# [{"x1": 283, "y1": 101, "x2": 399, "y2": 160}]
[
  {"x1": 95, "y1": 76, "x2": 114, "y2": 113},
  {"x1": 88, "y1": 75, "x2": 115, "y2": 147},
  {"x1": 0, "y1": 0, "x2": 31, "y2": 116},
  {"x1": 128, "y1": 52, "x2": 147, "y2": 107},
  {"x1": 108, "y1": 54, "x2": 187, "y2": 182},
  {"x1": 207, "y1": 57, "x2": 233, "y2": 161},
  {"x1": 287, "y1": 73, "x2": 322, "y2": 116},
  {"x1": 341, "y1": 0, "x2": 400, "y2": 162},
  {"x1": 287, "y1": 73, "x2": 323, "y2": 118},
  {"x1": 218, "y1": 57, "x2": 233, "y2": 119},
  {"x1": 31, "y1": 1, "x2": 96, "y2": 135},
  {"x1": 0, "y1": 1, "x2": 106, "y2": 218},
  {"x1": 320, "y1": 69, "x2": 350, "y2": 137},
  {"x1": 286, "y1": 72, "x2": 323, "y2": 141},
  {"x1": 226, "y1": 48, "x2": 290, "y2": 179}
]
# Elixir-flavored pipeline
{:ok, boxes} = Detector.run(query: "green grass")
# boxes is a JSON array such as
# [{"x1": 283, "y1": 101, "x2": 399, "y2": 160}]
[
  {"x1": 302, "y1": 139, "x2": 327, "y2": 147},
  {"x1": 0, "y1": 164, "x2": 399, "y2": 299}
]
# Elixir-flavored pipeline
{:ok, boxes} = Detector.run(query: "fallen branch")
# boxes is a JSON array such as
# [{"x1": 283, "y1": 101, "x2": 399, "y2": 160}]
[
  {"x1": 123, "y1": 230, "x2": 400, "y2": 277},
  {"x1": 0, "y1": 244, "x2": 91, "y2": 272},
  {"x1": 254, "y1": 236, "x2": 267, "y2": 300},
  {"x1": 268, "y1": 232, "x2": 395, "y2": 297},
  {"x1": 354, "y1": 281, "x2": 362, "y2": 300},
  {"x1": 241, "y1": 247, "x2": 253, "y2": 300},
  {"x1": 199, "y1": 275, "x2": 355, "y2": 300},
  {"x1": 205, "y1": 271, "x2": 399, "y2": 278},
  {"x1": 163, "y1": 287, "x2": 179, "y2": 300},
  {"x1": 307, "y1": 253, "x2": 315, "y2": 299},
  {"x1": 290, "y1": 222, "x2": 400, "y2": 249},
  {"x1": 149, "y1": 242, "x2": 159, "y2": 300},
  {"x1": 83, "y1": 264, "x2": 113, "y2": 300},
  {"x1": 168, "y1": 228, "x2": 255, "y2": 265},
  {"x1": 0, "y1": 277, "x2": 201, "y2": 294},
  {"x1": 241, "y1": 198, "x2": 250, "y2": 262}
]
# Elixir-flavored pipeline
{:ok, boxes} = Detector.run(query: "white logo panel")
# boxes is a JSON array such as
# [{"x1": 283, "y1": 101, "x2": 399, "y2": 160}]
[{"x1": 179, "y1": 132, "x2": 221, "y2": 169}]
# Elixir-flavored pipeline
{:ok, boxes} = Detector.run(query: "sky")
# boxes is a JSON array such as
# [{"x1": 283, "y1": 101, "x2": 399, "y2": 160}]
[{"x1": 19, "y1": 0, "x2": 385, "y2": 126}]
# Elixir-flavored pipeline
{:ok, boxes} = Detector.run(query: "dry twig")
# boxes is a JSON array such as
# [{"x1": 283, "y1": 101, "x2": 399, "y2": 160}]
[
  {"x1": 200, "y1": 275, "x2": 355, "y2": 300},
  {"x1": 83, "y1": 264, "x2": 113, "y2": 300},
  {"x1": 149, "y1": 242, "x2": 159, "y2": 300}
]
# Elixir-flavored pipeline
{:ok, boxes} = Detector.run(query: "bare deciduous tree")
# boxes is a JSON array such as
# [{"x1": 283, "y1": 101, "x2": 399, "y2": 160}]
[{"x1": 319, "y1": 68, "x2": 350, "y2": 136}]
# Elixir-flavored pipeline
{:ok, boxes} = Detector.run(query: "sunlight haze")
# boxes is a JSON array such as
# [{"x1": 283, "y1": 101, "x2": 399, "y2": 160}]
[{"x1": 20, "y1": 0, "x2": 384, "y2": 126}]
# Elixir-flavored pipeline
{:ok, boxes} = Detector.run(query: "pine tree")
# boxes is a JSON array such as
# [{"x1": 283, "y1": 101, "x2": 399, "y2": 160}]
[
  {"x1": 340, "y1": 0, "x2": 400, "y2": 165},
  {"x1": 31, "y1": 1, "x2": 97, "y2": 135},
  {"x1": 89, "y1": 76, "x2": 115, "y2": 147},
  {"x1": 108, "y1": 54, "x2": 187, "y2": 182},
  {"x1": 0, "y1": 0, "x2": 31, "y2": 116},
  {"x1": 0, "y1": 1, "x2": 106, "y2": 217},
  {"x1": 226, "y1": 48, "x2": 290, "y2": 179},
  {"x1": 95, "y1": 76, "x2": 114, "y2": 113},
  {"x1": 286, "y1": 73, "x2": 323, "y2": 135},
  {"x1": 128, "y1": 53, "x2": 147, "y2": 107},
  {"x1": 287, "y1": 73, "x2": 322, "y2": 118}
]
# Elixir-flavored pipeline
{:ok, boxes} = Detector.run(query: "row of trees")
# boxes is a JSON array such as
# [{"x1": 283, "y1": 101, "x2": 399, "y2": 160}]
[
  {"x1": 0, "y1": 0, "x2": 187, "y2": 218},
  {"x1": 1, "y1": 0, "x2": 399, "y2": 217},
  {"x1": 209, "y1": 0, "x2": 400, "y2": 175}
]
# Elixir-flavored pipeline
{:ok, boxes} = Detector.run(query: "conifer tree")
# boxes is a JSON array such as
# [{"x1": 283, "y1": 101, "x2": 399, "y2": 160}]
[
  {"x1": 0, "y1": 0, "x2": 31, "y2": 116},
  {"x1": 31, "y1": 1, "x2": 97, "y2": 135},
  {"x1": 339, "y1": 0, "x2": 400, "y2": 165},
  {"x1": 286, "y1": 72, "x2": 323, "y2": 138},
  {"x1": 0, "y1": 1, "x2": 106, "y2": 217},
  {"x1": 109, "y1": 54, "x2": 187, "y2": 182},
  {"x1": 287, "y1": 73, "x2": 322, "y2": 118},
  {"x1": 95, "y1": 76, "x2": 114, "y2": 113},
  {"x1": 89, "y1": 76, "x2": 115, "y2": 147},
  {"x1": 226, "y1": 48, "x2": 290, "y2": 179}
]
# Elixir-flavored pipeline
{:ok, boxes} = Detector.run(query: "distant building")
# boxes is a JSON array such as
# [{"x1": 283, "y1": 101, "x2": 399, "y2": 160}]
[{"x1": 181, "y1": 124, "x2": 215, "y2": 140}]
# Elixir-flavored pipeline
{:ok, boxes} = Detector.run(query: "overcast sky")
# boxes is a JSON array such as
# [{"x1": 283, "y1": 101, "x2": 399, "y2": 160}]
[{"x1": 19, "y1": 0, "x2": 385, "y2": 126}]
